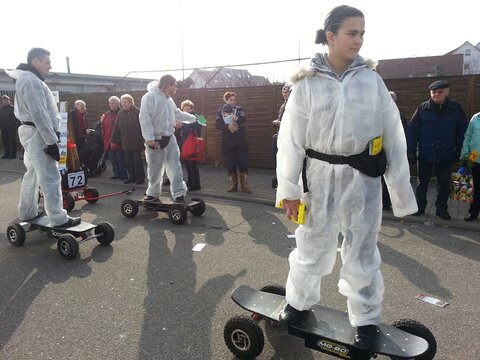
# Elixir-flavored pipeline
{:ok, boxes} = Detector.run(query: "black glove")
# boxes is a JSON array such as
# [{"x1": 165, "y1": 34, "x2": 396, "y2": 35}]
[
  {"x1": 44, "y1": 143, "x2": 60, "y2": 161},
  {"x1": 461, "y1": 158, "x2": 469, "y2": 167},
  {"x1": 407, "y1": 150, "x2": 417, "y2": 164}
]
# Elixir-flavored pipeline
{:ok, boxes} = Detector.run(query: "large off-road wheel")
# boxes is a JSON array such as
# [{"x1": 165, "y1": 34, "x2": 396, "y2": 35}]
[
  {"x1": 6, "y1": 223, "x2": 26, "y2": 246},
  {"x1": 391, "y1": 319, "x2": 437, "y2": 360},
  {"x1": 168, "y1": 204, "x2": 188, "y2": 225},
  {"x1": 224, "y1": 315, "x2": 264, "y2": 359},
  {"x1": 189, "y1": 198, "x2": 206, "y2": 217},
  {"x1": 121, "y1": 199, "x2": 139, "y2": 218},
  {"x1": 95, "y1": 222, "x2": 115, "y2": 245},
  {"x1": 63, "y1": 192, "x2": 76, "y2": 212},
  {"x1": 84, "y1": 187, "x2": 100, "y2": 204},
  {"x1": 57, "y1": 233, "x2": 79, "y2": 260}
]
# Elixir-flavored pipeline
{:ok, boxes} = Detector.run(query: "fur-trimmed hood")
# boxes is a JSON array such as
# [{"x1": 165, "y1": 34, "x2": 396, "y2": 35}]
[{"x1": 290, "y1": 53, "x2": 366, "y2": 84}]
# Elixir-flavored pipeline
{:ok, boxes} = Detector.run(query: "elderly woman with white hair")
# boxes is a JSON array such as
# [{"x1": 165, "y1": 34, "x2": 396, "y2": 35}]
[
  {"x1": 101, "y1": 96, "x2": 128, "y2": 180},
  {"x1": 111, "y1": 94, "x2": 145, "y2": 184},
  {"x1": 70, "y1": 99, "x2": 88, "y2": 151}
]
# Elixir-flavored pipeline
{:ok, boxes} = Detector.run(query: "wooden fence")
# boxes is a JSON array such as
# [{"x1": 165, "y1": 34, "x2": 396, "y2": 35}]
[{"x1": 61, "y1": 74, "x2": 480, "y2": 169}]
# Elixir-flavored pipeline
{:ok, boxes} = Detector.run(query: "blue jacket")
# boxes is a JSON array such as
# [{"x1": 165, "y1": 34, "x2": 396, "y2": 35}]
[
  {"x1": 461, "y1": 112, "x2": 480, "y2": 163},
  {"x1": 406, "y1": 97, "x2": 467, "y2": 163}
]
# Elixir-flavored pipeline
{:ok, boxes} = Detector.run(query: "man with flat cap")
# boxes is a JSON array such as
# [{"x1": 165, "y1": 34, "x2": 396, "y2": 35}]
[{"x1": 406, "y1": 80, "x2": 467, "y2": 220}]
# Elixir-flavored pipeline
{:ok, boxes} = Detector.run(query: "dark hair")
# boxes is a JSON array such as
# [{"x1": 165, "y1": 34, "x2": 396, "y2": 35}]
[
  {"x1": 27, "y1": 48, "x2": 50, "y2": 64},
  {"x1": 159, "y1": 74, "x2": 176, "y2": 89},
  {"x1": 315, "y1": 5, "x2": 364, "y2": 45}
]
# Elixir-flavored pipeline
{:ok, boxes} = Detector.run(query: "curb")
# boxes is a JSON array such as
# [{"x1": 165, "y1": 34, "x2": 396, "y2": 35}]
[{"x1": 1, "y1": 167, "x2": 478, "y2": 232}]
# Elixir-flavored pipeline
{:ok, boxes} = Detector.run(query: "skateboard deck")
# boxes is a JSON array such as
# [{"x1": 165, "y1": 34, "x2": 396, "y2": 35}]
[
  {"x1": 22, "y1": 213, "x2": 95, "y2": 232},
  {"x1": 232, "y1": 285, "x2": 429, "y2": 358},
  {"x1": 138, "y1": 199, "x2": 201, "y2": 210}
]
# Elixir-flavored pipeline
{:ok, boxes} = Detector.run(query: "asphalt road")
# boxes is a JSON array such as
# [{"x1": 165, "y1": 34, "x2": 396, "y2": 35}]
[{"x1": 0, "y1": 171, "x2": 479, "y2": 360}]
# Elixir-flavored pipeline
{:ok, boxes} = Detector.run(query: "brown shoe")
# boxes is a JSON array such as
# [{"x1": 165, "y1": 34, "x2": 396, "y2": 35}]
[
  {"x1": 227, "y1": 173, "x2": 238, "y2": 192},
  {"x1": 239, "y1": 171, "x2": 251, "y2": 193}
]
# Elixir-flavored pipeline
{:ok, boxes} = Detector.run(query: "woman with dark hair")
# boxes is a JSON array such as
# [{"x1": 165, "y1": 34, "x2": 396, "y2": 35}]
[
  {"x1": 215, "y1": 91, "x2": 251, "y2": 193},
  {"x1": 275, "y1": 5, "x2": 416, "y2": 348}
]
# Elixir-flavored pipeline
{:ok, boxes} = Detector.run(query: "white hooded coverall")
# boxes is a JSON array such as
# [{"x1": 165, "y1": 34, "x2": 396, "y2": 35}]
[
  {"x1": 276, "y1": 54, "x2": 417, "y2": 327},
  {"x1": 139, "y1": 85, "x2": 196, "y2": 200},
  {"x1": 6, "y1": 69, "x2": 68, "y2": 226}
]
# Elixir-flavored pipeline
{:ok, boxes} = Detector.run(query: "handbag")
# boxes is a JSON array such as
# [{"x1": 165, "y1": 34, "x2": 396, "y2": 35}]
[
  {"x1": 181, "y1": 134, "x2": 205, "y2": 161},
  {"x1": 450, "y1": 167, "x2": 474, "y2": 203}
]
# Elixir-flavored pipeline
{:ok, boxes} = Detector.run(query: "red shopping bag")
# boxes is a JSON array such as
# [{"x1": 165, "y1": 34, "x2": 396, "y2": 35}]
[{"x1": 181, "y1": 134, "x2": 205, "y2": 161}]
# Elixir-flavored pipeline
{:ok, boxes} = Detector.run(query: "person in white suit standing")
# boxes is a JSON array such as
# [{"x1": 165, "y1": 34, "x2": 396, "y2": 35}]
[
  {"x1": 139, "y1": 74, "x2": 197, "y2": 204},
  {"x1": 275, "y1": 5, "x2": 417, "y2": 349},
  {"x1": 6, "y1": 48, "x2": 80, "y2": 227}
]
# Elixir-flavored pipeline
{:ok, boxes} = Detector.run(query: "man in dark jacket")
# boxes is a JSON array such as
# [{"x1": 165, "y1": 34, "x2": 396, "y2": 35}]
[
  {"x1": 406, "y1": 80, "x2": 468, "y2": 220},
  {"x1": 271, "y1": 83, "x2": 292, "y2": 189},
  {"x1": 0, "y1": 95, "x2": 19, "y2": 159}
]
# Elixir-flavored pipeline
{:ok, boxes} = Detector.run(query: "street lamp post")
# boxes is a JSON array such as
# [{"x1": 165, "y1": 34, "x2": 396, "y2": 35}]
[{"x1": 181, "y1": 22, "x2": 184, "y2": 80}]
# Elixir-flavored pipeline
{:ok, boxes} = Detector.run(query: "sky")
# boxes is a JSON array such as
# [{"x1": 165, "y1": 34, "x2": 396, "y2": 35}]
[{"x1": 2, "y1": 0, "x2": 478, "y2": 82}]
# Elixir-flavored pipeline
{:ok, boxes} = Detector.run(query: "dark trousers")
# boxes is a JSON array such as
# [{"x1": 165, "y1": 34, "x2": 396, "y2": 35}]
[
  {"x1": 272, "y1": 134, "x2": 278, "y2": 163},
  {"x1": 124, "y1": 150, "x2": 145, "y2": 182},
  {"x1": 224, "y1": 147, "x2": 248, "y2": 173},
  {"x1": 416, "y1": 161, "x2": 452, "y2": 212},
  {"x1": 381, "y1": 176, "x2": 391, "y2": 209},
  {"x1": 469, "y1": 162, "x2": 480, "y2": 216},
  {"x1": 110, "y1": 150, "x2": 127, "y2": 179},
  {"x1": 1, "y1": 125, "x2": 17, "y2": 157},
  {"x1": 79, "y1": 148, "x2": 103, "y2": 174},
  {"x1": 185, "y1": 160, "x2": 200, "y2": 189}
]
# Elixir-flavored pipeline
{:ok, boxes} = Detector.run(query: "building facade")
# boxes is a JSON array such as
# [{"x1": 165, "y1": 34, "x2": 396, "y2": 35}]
[
  {"x1": 377, "y1": 41, "x2": 480, "y2": 79},
  {"x1": 0, "y1": 69, "x2": 154, "y2": 99}
]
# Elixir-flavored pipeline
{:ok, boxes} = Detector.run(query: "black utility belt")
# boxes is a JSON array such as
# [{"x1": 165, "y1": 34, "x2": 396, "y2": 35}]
[
  {"x1": 21, "y1": 121, "x2": 35, "y2": 127},
  {"x1": 154, "y1": 135, "x2": 171, "y2": 149},
  {"x1": 306, "y1": 147, "x2": 387, "y2": 178}
]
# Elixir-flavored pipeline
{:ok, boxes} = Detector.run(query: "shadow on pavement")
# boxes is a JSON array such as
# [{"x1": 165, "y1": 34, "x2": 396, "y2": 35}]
[{"x1": 0, "y1": 234, "x2": 107, "y2": 353}]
